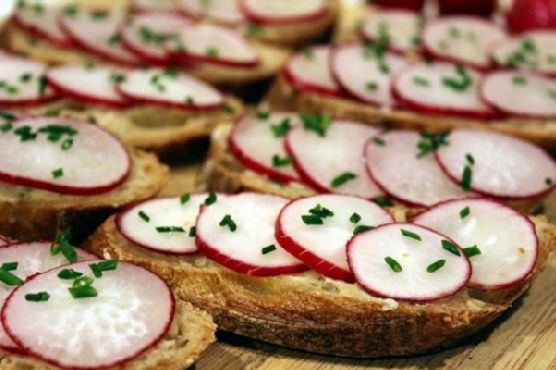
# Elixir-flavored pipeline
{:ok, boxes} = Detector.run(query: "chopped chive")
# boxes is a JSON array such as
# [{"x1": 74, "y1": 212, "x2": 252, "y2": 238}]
[
  {"x1": 442, "y1": 66, "x2": 473, "y2": 91},
  {"x1": 206, "y1": 47, "x2": 219, "y2": 57},
  {"x1": 69, "y1": 286, "x2": 97, "y2": 299},
  {"x1": 465, "y1": 153, "x2": 475, "y2": 165},
  {"x1": 373, "y1": 197, "x2": 394, "y2": 207},
  {"x1": 353, "y1": 224, "x2": 374, "y2": 235},
  {"x1": 219, "y1": 214, "x2": 237, "y2": 232},
  {"x1": 299, "y1": 114, "x2": 330, "y2": 137},
  {"x1": 546, "y1": 177, "x2": 554, "y2": 186},
  {"x1": 244, "y1": 24, "x2": 263, "y2": 37},
  {"x1": 61, "y1": 138, "x2": 73, "y2": 150},
  {"x1": 50, "y1": 234, "x2": 77, "y2": 263},
  {"x1": 188, "y1": 226, "x2": 196, "y2": 237},
  {"x1": 350, "y1": 212, "x2": 361, "y2": 224},
  {"x1": 0, "y1": 122, "x2": 12, "y2": 133},
  {"x1": 108, "y1": 33, "x2": 121, "y2": 45},
  {"x1": 0, "y1": 262, "x2": 18, "y2": 271},
  {"x1": 256, "y1": 111, "x2": 270, "y2": 120},
  {"x1": 180, "y1": 192, "x2": 191, "y2": 205},
  {"x1": 89, "y1": 260, "x2": 118, "y2": 278},
  {"x1": 51, "y1": 168, "x2": 63, "y2": 179},
  {"x1": 270, "y1": 118, "x2": 292, "y2": 137},
  {"x1": 441, "y1": 239, "x2": 461, "y2": 256},
  {"x1": 461, "y1": 165, "x2": 473, "y2": 192},
  {"x1": 449, "y1": 26, "x2": 461, "y2": 38},
  {"x1": 460, "y1": 206, "x2": 470, "y2": 219},
  {"x1": 512, "y1": 75, "x2": 527, "y2": 85},
  {"x1": 58, "y1": 269, "x2": 83, "y2": 280},
  {"x1": 385, "y1": 256, "x2": 402, "y2": 273},
  {"x1": 426, "y1": 259, "x2": 446, "y2": 273},
  {"x1": 416, "y1": 131, "x2": 451, "y2": 158},
  {"x1": 331, "y1": 172, "x2": 357, "y2": 188},
  {"x1": 302, "y1": 214, "x2": 323, "y2": 225},
  {"x1": 463, "y1": 245, "x2": 482, "y2": 257},
  {"x1": 19, "y1": 73, "x2": 32, "y2": 83},
  {"x1": 0, "y1": 269, "x2": 23, "y2": 286},
  {"x1": 372, "y1": 137, "x2": 385, "y2": 146},
  {"x1": 138, "y1": 211, "x2": 150, "y2": 223},
  {"x1": 185, "y1": 96, "x2": 195, "y2": 105},
  {"x1": 25, "y1": 291, "x2": 49, "y2": 302},
  {"x1": 309, "y1": 204, "x2": 334, "y2": 218},
  {"x1": 413, "y1": 76, "x2": 430, "y2": 87},
  {"x1": 222, "y1": 103, "x2": 234, "y2": 113},
  {"x1": 522, "y1": 38, "x2": 536, "y2": 53},
  {"x1": 156, "y1": 226, "x2": 185, "y2": 233},
  {"x1": 204, "y1": 192, "x2": 217, "y2": 205},
  {"x1": 261, "y1": 244, "x2": 276, "y2": 255},
  {"x1": 302, "y1": 48, "x2": 315, "y2": 60},
  {"x1": 378, "y1": 62, "x2": 390, "y2": 75},
  {"x1": 272, "y1": 154, "x2": 292, "y2": 168},
  {"x1": 548, "y1": 89, "x2": 556, "y2": 100},
  {"x1": 366, "y1": 81, "x2": 378, "y2": 91},
  {"x1": 90, "y1": 10, "x2": 109, "y2": 20},
  {"x1": 63, "y1": 4, "x2": 78, "y2": 16},
  {"x1": 0, "y1": 111, "x2": 15, "y2": 122},
  {"x1": 37, "y1": 75, "x2": 48, "y2": 96},
  {"x1": 401, "y1": 229, "x2": 421, "y2": 241}
]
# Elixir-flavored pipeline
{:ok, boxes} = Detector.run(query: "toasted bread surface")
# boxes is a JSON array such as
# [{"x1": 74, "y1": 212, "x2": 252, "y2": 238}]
[{"x1": 0, "y1": 299, "x2": 217, "y2": 370}]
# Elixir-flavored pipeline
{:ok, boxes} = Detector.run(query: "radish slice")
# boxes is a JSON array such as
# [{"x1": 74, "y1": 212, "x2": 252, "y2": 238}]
[
  {"x1": 347, "y1": 223, "x2": 471, "y2": 302},
  {"x1": 0, "y1": 117, "x2": 130, "y2": 195},
  {"x1": 0, "y1": 241, "x2": 96, "y2": 351},
  {"x1": 0, "y1": 237, "x2": 7, "y2": 246},
  {"x1": 364, "y1": 130, "x2": 471, "y2": 207},
  {"x1": 276, "y1": 194, "x2": 394, "y2": 282},
  {"x1": 423, "y1": 16, "x2": 506, "y2": 69},
  {"x1": 480, "y1": 71, "x2": 556, "y2": 119},
  {"x1": 179, "y1": 0, "x2": 247, "y2": 25},
  {"x1": 117, "y1": 68, "x2": 224, "y2": 111},
  {"x1": 196, "y1": 193, "x2": 307, "y2": 276},
  {"x1": 286, "y1": 121, "x2": 385, "y2": 199},
  {"x1": 168, "y1": 24, "x2": 259, "y2": 68},
  {"x1": 490, "y1": 31, "x2": 556, "y2": 77},
  {"x1": 47, "y1": 64, "x2": 129, "y2": 108},
  {"x1": 12, "y1": 2, "x2": 70, "y2": 48},
  {"x1": 2, "y1": 261, "x2": 174, "y2": 369},
  {"x1": 59, "y1": 8, "x2": 142, "y2": 65},
  {"x1": 414, "y1": 198, "x2": 538, "y2": 290},
  {"x1": 229, "y1": 113, "x2": 302, "y2": 183},
  {"x1": 0, "y1": 59, "x2": 57, "y2": 107},
  {"x1": 121, "y1": 12, "x2": 192, "y2": 64},
  {"x1": 436, "y1": 129, "x2": 556, "y2": 199},
  {"x1": 283, "y1": 46, "x2": 341, "y2": 97},
  {"x1": 131, "y1": 0, "x2": 178, "y2": 12},
  {"x1": 392, "y1": 62, "x2": 496, "y2": 119},
  {"x1": 241, "y1": 0, "x2": 328, "y2": 25},
  {"x1": 331, "y1": 43, "x2": 408, "y2": 107},
  {"x1": 116, "y1": 194, "x2": 211, "y2": 255},
  {"x1": 361, "y1": 10, "x2": 422, "y2": 53}
]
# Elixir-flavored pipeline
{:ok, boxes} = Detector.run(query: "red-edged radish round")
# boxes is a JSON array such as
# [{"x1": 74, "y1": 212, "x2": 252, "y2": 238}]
[
  {"x1": 392, "y1": 62, "x2": 497, "y2": 119},
  {"x1": 436, "y1": 129, "x2": 556, "y2": 199},
  {"x1": 117, "y1": 68, "x2": 225, "y2": 111},
  {"x1": 2, "y1": 261, "x2": 174, "y2": 369},
  {"x1": 283, "y1": 46, "x2": 342, "y2": 97},
  {"x1": 116, "y1": 194, "x2": 210, "y2": 255},
  {"x1": 47, "y1": 64, "x2": 130, "y2": 108},
  {"x1": 276, "y1": 194, "x2": 393, "y2": 282},
  {"x1": 361, "y1": 10, "x2": 423, "y2": 53},
  {"x1": 0, "y1": 59, "x2": 57, "y2": 107},
  {"x1": 195, "y1": 193, "x2": 307, "y2": 276},
  {"x1": 0, "y1": 117, "x2": 131, "y2": 195},
  {"x1": 331, "y1": 43, "x2": 408, "y2": 107},
  {"x1": 414, "y1": 198, "x2": 538, "y2": 290},
  {"x1": 364, "y1": 130, "x2": 471, "y2": 207},
  {"x1": 168, "y1": 24, "x2": 259, "y2": 68},
  {"x1": 347, "y1": 223, "x2": 471, "y2": 302},
  {"x1": 121, "y1": 12, "x2": 192, "y2": 64},
  {"x1": 423, "y1": 16, "x2": 506, "y2": 70},
  {"x1": 490, "y1": 31, "x2": 556, "y2": 77},
  {"x1": 240, "y1": 0, "x2": 328, "y2": 25},
  {"x1": 286, "y1": 121, "x2": 385, "y2": 199},
  {"x1": 12, "y1": 3, "x2": 71, "y2": 48},
  {"x1": 179, "y1": 0, "x2": 246, "y2": 26},
  {"x1": 480, "y1": 71, "x2": 556, "y2": 119},
  {"x1": 229, "y1": 113, "x2": 302, "y2": 183},
  {"x1": 0, "y1": 241, "x2": 96, "y2": 351},
  {"x1": 131, "y1": 0, "x2": 178, "y2": 13},
  {"x1": 507, "y1": 0, "x2": 556, "y2": 34},
  {"x1": 59, "y1": 7, "x2": 142, "y2": 66}
]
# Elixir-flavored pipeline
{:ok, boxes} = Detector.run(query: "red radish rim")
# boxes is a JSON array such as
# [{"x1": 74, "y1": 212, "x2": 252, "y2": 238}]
[
  {"x1": 228, "y1": 115, "x2": 300, "y2": 184},
  {"x1": 115, "y1": 197, "x2": 201, "y2": 256},
  {"x1": 239, "y1": 0, "x2": 329, "y2": 26},
  {"x1": 46, "y1": 72, "x2": 131, "y2": 109},
  {"x1": 11, "y1": 13, "x2": 72, "y2": 49},
  {"x1": 178, "y1": 4, "x2": 245, "y2": 26},
  {"x1": 0, "y1": 118, "x2": 132, "y2": 196},
  {"x1": 0, "y1": 93, "x2": 59, "y2": 108},
  {"x1": 1, "y1": 261, "x2": 176, "y2": 370},
  {"x1": 391, "y1": 64, "x2": 501, "y2": 120},
  {"x1": 120, "y1": 32, "x2": 171, "y2": 66},
  {"x1": 346, "y1": 222, "x2": 472, "y2": 302},
  {"x1": 411, "y1": 197, "x2": 539, "y2": 290},
  {"x1": 478, "y1": 71, "x2": 556, "y2": 120},
  {"x1": 284, "y1": 134, "x2": 331, "y2": 193},
  {"x1": 195, "y1": 204, "x2": 309, "y2": 277}
]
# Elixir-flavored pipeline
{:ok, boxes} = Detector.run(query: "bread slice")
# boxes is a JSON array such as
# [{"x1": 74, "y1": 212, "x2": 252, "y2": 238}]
[
  {"x1": 0, "y1": 149, "x2": 169, "y2": 242},
  {"x1": 0, "y1": 299, "x2": 216, "y2": 370},
  {"x1": 84, "y1": 204, "x2": 556, "y2": 358}
]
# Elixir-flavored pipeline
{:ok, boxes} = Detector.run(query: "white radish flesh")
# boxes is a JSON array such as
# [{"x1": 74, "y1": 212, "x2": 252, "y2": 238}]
[
  {"x1": 12, "y1": 2, "x2": 70, "y2": 47},
  {"x1": 348, "y1": 223, "x2": 471, "y2": 302},
  {"x1": 364, "y1": 130, "x2": 471, "y2": 207},
  {"x1": 179, "y1": 0, "x2": 246, "y2": 25},
  {"x1": 117, "y1": 195, "x2": 209, "y2": 255},
  {"x1": 414, "y1": 198, "x2": 538, "y2": 290},
  {"x1": 286, "y1": 121, "x2": 385, "y2": 198},
  {"x1": 277, "y1": 194, "x2": 393, "y2": 282},
  {"x1": 436, "y1": 129, "x2": 556, "y2": 199},
  {"x1": 2, "y1": 261, "x2": 174, "y2": 369},
  {"x1": 241, "y1": 0, "x2": 328, "y2": 25},
  {"x1": 361, "y1": 10, "x2": 422, "y2": 53},
  {"x1": 0, "y1": 59, "x2": 57, "y2": 106},
  {"x1": 0, "y1": 117, "x2": 130, "y2": 195},
  {"x1": 196, "y1": 193, "x2": 306, "y2": 276}
]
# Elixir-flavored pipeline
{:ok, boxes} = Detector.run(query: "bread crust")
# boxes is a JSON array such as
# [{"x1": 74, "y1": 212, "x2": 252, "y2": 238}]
[
  {"x1": 0, "y1": 299, "x2": 217, "y2": 370},
  {"x1": 0, "y1": 150, "x2": 169, "y2": 241},
  {"x1": 85, "y1": 209, "x2": 556, "y2": 358}
]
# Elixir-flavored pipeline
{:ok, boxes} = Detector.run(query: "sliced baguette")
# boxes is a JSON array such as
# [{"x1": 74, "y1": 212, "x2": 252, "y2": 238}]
[
  {"x1": 0, "y1": 299, "x2": 216, "y2": 370},
  {"x1": 85, "y1": 205, "x2": 556, "y2": 358},
  {"x1": 0, "y1": 149, "x2": 169, "y2": 242}
]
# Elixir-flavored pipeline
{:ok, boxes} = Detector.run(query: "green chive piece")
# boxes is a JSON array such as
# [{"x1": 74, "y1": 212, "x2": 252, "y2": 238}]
[
  {"x1": 441, "y1": 65, "x2": 473, "y2": 91},
  {"x1": 309, "y1": 204, "x2": 334, "y2": 218},
  {"x1": 219, "y1": 214, "x2": 237, "y2": 232},
  {"x1": 272, "y1": 154, "x2": 292, "y2": 168},
  {"x1": 302, "y1": 214, "x2": 323, "y2": 225},
  {"x1": 465, "y1": 153, "x2": 475, "y2": 165},
  {"x1": 188, "y1": 226, "x2": 196, "y2": 237},
  {"x1": 25, "y1": 291, "x2": 50, "y2": 302},
  {"x1": 37, "y1": 75, "x2": 48, "y2": 96},
  {"x1": 206, "y1": 46, "x2": 219, "y2": 57},
  {"x1": 89, "y1": 260, "x2": 119, "y2": 278},
  {"x1": 69, "y1": 286, "x2": 98, "y2": 299},
  {"x1": 270, "y1": 118, "x2": 292, "y2": 137},
  {"x1": 385, "y1": 256, "x2": 402, "y2": 273},
  {"x1": 51, "y1": 168, "x2": 63, "y2": 179},
  {"x1": 58, "y1": 269, "x2": 83, "y2": 280},
  {"x1": 512, "y1": 75, "x2": 527, "y2": 85},
  {"x1": 0, "y1": 269, "x2": 23, "y2": 286},
  {"x1": 350, "y1": 212, "x2": 361, "y2": 224},
  {"x1": 299, "y1": 114, "x2": 331, "y2": 137},
  {"x1": 372, "y1": 137, "x2": 386, "y2": 146},
  {"x1": 256, "y1": 111, "x2": 270, "y2": 120},
  {"x1": 463, "y1": 245, "x2": 482, "y2": 257},
  {"x1": 416, "y1": 131, "x2": 451, "y2": 158},
  {"x1": 90, "y1": 10, "x2": 109, "y2": 20},
  {"x1": 138, "y1": 210, "x2": 150, "y2": 222},
  {"x1": 222, "y1": 103, "x2": 234, "y2": 113},
  {"x1": 63, "y1": 4, "x2": 78, "y2": 16},
  {"x1": 401, "y1": 229, "x2": 422, "y2": 241},
  {"x1": 353, "y1": 224, "x2": 374, "y2": 235},
  {"x1": 366, "y1": 81, "x2": 378, "y2": 91},
  {"x1": 156, "y1": 226, "x2": 185, "y2": 233},
  {"x1": 185, "y1": 96, "x2": 195, "y2": 105},
  {"x1": 261, "y1": 244, "x2": 276, "y2": 255},
  {"x1": 427, "y1": 259, "x2": 446, "y2": 273},
  {"x1": 460, "y1": 206, "x2": 470, "y2": 219},
  {"x1": 461, "y1": 165, "x2": 473, "y2": 192},
  {"x1": 379, "y1": 62, "x2": 390, "y2": 75},
  {"x1": 449, "y1": 26, "x2": 461, "y2": 38},
  {"x1": 244, "y1": 24, "x2": 263, "y2": 37},
  {"x1": 413, "y1": 76, "x2": 430, "y2": 87},
  {"x1": 61, "y1": 138, "x2": 73, "y2": 150},
  {"x1": 204, "y1": 192, "x2": 217, "y2": 205},
  {"x1": 522, "y1": 38, "x2": 536, "y2": 53},
  {"x1": 19, "y1": 73, "x2": 32, "y2": 83},
  {"x1": 302, "y1": 48, "x2": 315, "y2": 60},
  {"x1": 180, "y1": 192, "x2": 191, "y2": 205},
  {"x1": 373, "y1": 197, "x2": 394, "y2": 207},
  {"x1": 50, "y1": 233, "x2": 77, "y2": 263},
  {"x1": 0, "y1": 262, "x2": 18, "y2": 271},
  {"x1": 331, "y1": 172, "x2": 357, "y2": 188},
  {"x1": 441, "y1": 240, "x2": 461, "y2": 256},
  {"x1": 546, "y1": 177, "x2": 554, "y2": 186}
]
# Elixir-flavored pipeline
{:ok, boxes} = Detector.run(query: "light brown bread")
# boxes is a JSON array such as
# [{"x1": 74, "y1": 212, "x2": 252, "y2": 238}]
[{"x1": 0, "y1": 299, "x2": 217, "y2": 370}]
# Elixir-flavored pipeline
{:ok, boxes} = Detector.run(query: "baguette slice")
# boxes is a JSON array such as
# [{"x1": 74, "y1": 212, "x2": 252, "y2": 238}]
[
  {"x1": 85, "y1": 207, "x2": 556, "y2": 358},
  {"x1": 0, "y1": 299, "x2": 216, "y2": 370},
  {"x1": 0, "y1": 149, "x2": 169, "y2": 242}
]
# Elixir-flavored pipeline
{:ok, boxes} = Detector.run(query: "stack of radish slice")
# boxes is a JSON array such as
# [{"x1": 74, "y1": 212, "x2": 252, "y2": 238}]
[
  {"x1": 179, "y1": 0, "x2": 246, "y2": 25},
  {"x1": 2, "y1": 260, "x2": 174, "y2": 369},
  {"x1": 361, "y1": 10, "x2": 422, "y2": 53},
  {"x1": 12, "y1": 2, "x2": 71, "y2": 48},
  {"x1": 240, "y1": 0, "x2": 329, "y2": 25},
  {"x1": 0, "y1": 58, "x2": 57, "y2": 107}
]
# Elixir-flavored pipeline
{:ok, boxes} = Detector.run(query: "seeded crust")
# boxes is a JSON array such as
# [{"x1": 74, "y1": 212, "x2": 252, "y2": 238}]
[
  {"x1": 0, "y1": 299, "x2": 217, "y2": 370},
  {"x1": 0, "y1": 150, "x2": 169, "y2": 242},
  {"x1": 85, "y1": 205, "x2": 556, "y2": 358}
]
